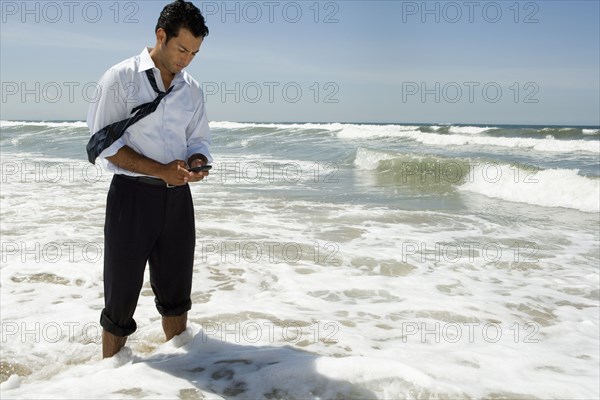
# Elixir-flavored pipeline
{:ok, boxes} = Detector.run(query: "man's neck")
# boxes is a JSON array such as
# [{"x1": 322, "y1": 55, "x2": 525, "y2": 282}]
[{"x1": 148, "y1": 48, "x2": 175, "y2": 89}]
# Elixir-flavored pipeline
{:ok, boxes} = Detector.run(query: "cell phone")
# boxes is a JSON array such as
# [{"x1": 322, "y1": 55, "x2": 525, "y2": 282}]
[{"x1": 188, "y1": 165, "x2": 212, "y2": 173}]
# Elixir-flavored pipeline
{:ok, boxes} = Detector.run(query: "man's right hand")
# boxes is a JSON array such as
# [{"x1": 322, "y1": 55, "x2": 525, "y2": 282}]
[{"x1": 158, "y1": 160, "x2": 192, "y2": 186}]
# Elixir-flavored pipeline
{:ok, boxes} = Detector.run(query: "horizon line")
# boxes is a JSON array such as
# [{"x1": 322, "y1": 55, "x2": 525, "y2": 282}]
[{"x1": 2, "y1": 119, "x2": 599, "y2": 129}]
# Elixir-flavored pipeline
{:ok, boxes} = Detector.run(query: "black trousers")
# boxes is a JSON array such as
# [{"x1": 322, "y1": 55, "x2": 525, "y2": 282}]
[{"x1": 100, "y1": 174, "x2": 195, "y2": 337}]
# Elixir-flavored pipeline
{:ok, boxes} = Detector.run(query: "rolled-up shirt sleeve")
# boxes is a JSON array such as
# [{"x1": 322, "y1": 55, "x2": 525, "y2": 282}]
[
  {"x1": 185, "y1": 87, "x2": 213, "y2": 164},
  {"x1": 86, "y1": 67, "x2": 129, "y2": 160}
]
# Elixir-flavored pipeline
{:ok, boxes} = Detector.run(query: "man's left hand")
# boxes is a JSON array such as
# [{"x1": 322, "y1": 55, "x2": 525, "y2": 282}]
[{"x1": 188, "y1": 158, "x2": 209, "y2": 182}]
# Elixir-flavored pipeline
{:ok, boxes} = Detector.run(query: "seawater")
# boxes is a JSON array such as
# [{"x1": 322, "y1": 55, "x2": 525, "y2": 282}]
[{"x1": 1, "y1": 120, "x2": 599, "y2": 399}]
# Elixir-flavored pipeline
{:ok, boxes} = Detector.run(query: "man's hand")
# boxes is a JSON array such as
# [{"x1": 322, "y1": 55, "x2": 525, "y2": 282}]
[
  {"x1": 157, "y1": 160, "x2": 193, "y2": 186},
  {"x1": 106, "y1": 146, "x2": 209, "y2": 186}
]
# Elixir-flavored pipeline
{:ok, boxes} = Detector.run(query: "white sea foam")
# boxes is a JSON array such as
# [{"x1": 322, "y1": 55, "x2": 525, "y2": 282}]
[
  {"x1": 353, "y1": 148, "x2": 451, "y2": 175},
  {"x1": 1, "y1": 121, "x2": 599, "y2": 399},
  {"x1": 354, "y1": 148, "x2": 396, "y2": 170},
  {"x1": 210, "y1": 122, "x2": 422, "y2": 136},
  {"x1": 541, "y1": 127, "x2": 577, "y2": 133},
  {"x1": 448, "y1": 126, "x2": 497, "y2": 135},
  {"x1": 583, "y1": 128, "x2": 600, "y2": 135},
  {"x1": 209, "y1": 121, "x2": 344, "y2": 131},
  {"x1": 208, "y1": 120, "x2": 254, "y2": 129},
  {"x1": 2, "y1": 185, "x2": 599, "y2": 398},
  {"x1": 0, "y1": 120, "x2": 87, "y2": 128},
  {"x1": 4, "y1": 184, "x2": 598, "y2": 398},
  {"x1": 354, "y1": 148, "x2": 600, "y2": 212},
  {"x1": 336, "y1": 125, "x2": 420, "y2": 139},
  {"x1": 460, "y1": 165, "x2": 600, "y2": 213},
  {"x1": 338, "y1": 127, "x2": 600, "y2": 153},
  {"x1": 337, "y1": 125, "x2": 497, "y2": 139}
]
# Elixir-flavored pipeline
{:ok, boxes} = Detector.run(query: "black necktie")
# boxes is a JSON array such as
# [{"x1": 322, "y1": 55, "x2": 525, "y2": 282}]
[{"x1": 86, "y1": 69, "x2": 173, "y2": 164}]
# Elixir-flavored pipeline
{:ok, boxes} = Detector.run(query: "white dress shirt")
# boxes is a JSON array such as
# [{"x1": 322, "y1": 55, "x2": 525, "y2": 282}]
[{"x1": 87, "y1": 47, "x2": 212, "y2": 176}]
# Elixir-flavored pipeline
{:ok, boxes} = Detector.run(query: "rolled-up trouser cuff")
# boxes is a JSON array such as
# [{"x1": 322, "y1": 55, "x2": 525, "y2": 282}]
[
  {"x1": 100, "y1": 309, "x2": 137, "y2": 337},
  {"x1": 155, "y1": 298, "x2": 192, "y2": 317}
]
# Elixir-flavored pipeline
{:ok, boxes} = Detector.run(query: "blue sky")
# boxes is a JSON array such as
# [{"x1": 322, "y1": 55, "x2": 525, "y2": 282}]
[{"x1": 1, "y1": 0, "x2": 599, "y2": 125}]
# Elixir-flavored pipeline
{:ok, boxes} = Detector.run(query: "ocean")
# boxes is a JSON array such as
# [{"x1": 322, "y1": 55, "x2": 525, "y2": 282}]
[{"x1": 1, "y1": 120, "x2": 599, "y2": 399}]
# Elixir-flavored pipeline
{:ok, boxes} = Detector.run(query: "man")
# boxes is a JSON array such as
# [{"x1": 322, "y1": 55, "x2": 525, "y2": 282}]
[{"x1": 87, "y1": 0, "x2": 211, "y2": 358}]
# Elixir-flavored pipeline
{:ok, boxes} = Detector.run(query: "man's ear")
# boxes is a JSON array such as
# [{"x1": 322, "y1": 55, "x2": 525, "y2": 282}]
[{"x1": 156, "y1": 28, "x2": 166, "y2": 45}]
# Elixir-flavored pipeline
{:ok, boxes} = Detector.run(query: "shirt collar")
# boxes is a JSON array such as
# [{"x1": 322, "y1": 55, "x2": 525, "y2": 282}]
[
  {"x1": 138, "y1": 47, "x2": 155, "y2": 72},
  {"x1": 138, "y1": 47, "x2": 192, "y2": 87}
]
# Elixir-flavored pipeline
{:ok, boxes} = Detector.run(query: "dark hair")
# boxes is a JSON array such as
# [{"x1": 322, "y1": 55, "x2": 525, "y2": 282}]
[{"x1": 155, "y1": 0, "x2": 209, "y2": 42}]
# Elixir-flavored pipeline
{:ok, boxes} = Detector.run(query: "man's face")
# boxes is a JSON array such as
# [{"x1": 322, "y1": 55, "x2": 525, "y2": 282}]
[{"x1": 158, "y1": 28, "x2": 203, "y2": 74}]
